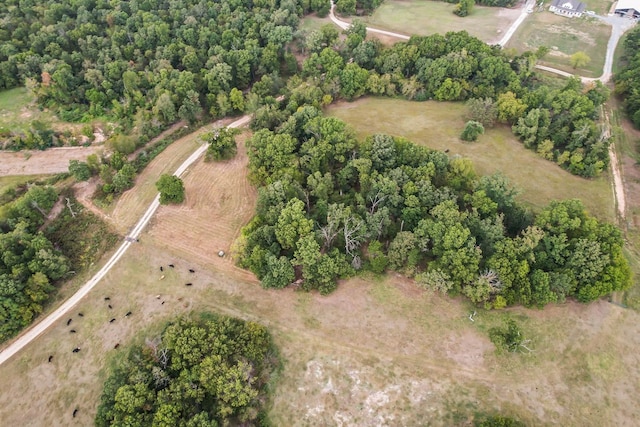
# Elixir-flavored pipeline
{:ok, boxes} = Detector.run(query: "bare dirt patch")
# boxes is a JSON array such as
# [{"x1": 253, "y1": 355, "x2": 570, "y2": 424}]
[{"x1": 0, "y1": 146, "x2": 102, "y2": 176}]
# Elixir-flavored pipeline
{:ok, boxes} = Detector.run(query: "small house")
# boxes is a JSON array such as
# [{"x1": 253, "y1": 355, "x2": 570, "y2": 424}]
[{"x1": 549, "y1": 0, "x2": 586, "y2": 17}]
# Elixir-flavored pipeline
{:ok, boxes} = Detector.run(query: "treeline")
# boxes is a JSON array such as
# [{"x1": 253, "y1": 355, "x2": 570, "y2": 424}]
[
  {"x1": 0, "y1": 0, "x2": 325, "y2": 124},
  {"x1": 286, "y1": 26, "x2": 610, "y2": 177},
  {"x1": 238, "y1": 106, "x2": 630, "y2": 306},
  {"x1": 96, "y1": 314, "x2": 279, "y2": 426},
  {"x1": 615, "y1": 25, "x2": 640, "y2": 129},
  {"x1": 0, "y1": 184, "x2": 69, "y2": 341}
]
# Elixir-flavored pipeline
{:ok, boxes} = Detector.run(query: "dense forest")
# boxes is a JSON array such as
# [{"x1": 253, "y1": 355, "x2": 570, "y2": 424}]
[
  {"x1": 96, "y1": 314, "x2": 279, "y2": 426},
  {"x1": 0, "y1": 0, "x2": 323, "y2": 126},
  {"x1": 238, "y1": 106, "x2": 630, "y2": 307},
  {"x1": 0, "y1": 184, "x2": 69, "y2": 341},
  {"x1": 615, "y1": 24, "x2": 640, "y2": 129}
]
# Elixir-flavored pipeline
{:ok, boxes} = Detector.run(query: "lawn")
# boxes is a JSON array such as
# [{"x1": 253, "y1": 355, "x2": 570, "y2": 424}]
[
  {"x1": 361, "y1": 0, "x2": 522, "y2": 44},
  {"x1": 506, "y1": 12, "x2": 610, "y2": 78},
  {"x1": 298, "y1": 14, "x2": 334, "y2": 33},
  {"x1": 0, "y1": 87, "x2": 57, "y2": 132},
  {"x1": 328, "y1": 97, "x2": 614, "y2": 220},
  {"x1": 0, "y1": 175, "x2": 47, "y2": 195}
]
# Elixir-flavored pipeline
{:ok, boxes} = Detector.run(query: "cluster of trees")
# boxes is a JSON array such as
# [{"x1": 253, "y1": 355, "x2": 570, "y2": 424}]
[
  {"x1": 0, "y1": 185, "x2": 70, "y2": 342},
  {"x1": 335, "y1": 0, "x2": 383, "y2": 16},
  {"x1": 96, "y1": 314, "x2": 279, "y2": 426},
  {"x1": 70, "y1": 151, "x2": 137, "y2": 203},
  {"x1": 453, "y1": 0, "x2": 475, "y2": 17},
  {"x1": 614, "y1": 25, "x2": 640, "y2": 129},
  {"x1": 285, "y1": 27, "x2": 611, "y2": 177},
  {"x1": 238, "y1": 106, "x2": 630, "y2": 305},
  {"x1": 0, "y1": 0, "x2": 312, "y2": 124}
]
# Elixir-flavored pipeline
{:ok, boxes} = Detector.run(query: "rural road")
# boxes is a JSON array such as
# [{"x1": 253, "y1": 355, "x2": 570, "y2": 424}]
[
  {"x1": 0, "y1": 114, "x2": 252, "y2": 366},
  {"x1": 329, "y1": 1, "x2": 409, "y2": 39}
]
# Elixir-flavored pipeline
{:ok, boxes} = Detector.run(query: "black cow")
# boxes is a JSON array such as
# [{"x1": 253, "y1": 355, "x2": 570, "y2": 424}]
[
  {"x1": 168, "y1": 264, "x2": 175, "y2": 268},
  {"x1": 48, "y1": 355, "x2": 53, "y2": 363},
  {"x1": 185, "y1": 283, "x2": 192, "y2": 286},
  {"x1": 114, "y1": 343, "x2": 120, "y2": 349},
  {"x1": 66, "y1": 318, "x2": 72, "y2": 326},
  {"x1": 108, "y1": 304, "x2": 112, "y2": 309},
  {"x1": 161, "y1": 301, "x2": 165, "y2": 305},
  {"x1": 70, "y1": 329, "x2": 76, "y2": 333},
  {"x1": 72, "y1": 347, "x2": 80, "y2": 353},
  {"x1": 77, "y1": 313, "x2": 84, "y2": 317},
  {"x1": 109, "y1": 318, "x2": 116, "y2": 323},
  {"x1": 160, "y1": 266, "x2": 164, "y2": 272},
  {"x1": 104, "y1": 297, "x2": 110, "y2": 301},
  {"x1": 188, "y1": 269, "x2": 195, "y2": 273},
  {"x1": 72, "y1": 408, "x2": 78, "y2": 418},
  {"x1": 125, "y1": 311, "x2": 132, "y2": 317}
]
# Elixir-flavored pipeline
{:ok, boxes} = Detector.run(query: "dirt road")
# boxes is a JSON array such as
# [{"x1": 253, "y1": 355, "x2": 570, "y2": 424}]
[
  {"x1": 0, "y1": 114, "x2": 252, "y2": 365},
  {"x1": 0, "y1": 146, "x2": 102, "y2": 176}
]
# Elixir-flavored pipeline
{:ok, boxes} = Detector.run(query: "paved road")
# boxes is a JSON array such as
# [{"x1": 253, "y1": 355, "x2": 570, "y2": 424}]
[{"x1": 0, "y1": 114, "x2": 252, "y2": 366}]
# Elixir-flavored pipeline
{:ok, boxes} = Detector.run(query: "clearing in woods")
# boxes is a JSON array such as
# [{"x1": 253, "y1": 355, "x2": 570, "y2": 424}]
[
  {"x1": 361, "y1": 0, "x2": 522, "y2": 44},
  {"x1": 1, "y1": 115, "x2": 639, "y2": 426},
  {"x1": 328, "y1": 97, "x2": 614, "y2": 220}
]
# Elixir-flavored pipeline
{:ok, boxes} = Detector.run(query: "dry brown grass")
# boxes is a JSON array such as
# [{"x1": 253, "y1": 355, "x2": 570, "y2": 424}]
[{"x1": 0, "y1": 147, "x2": 102, "y2": 176}]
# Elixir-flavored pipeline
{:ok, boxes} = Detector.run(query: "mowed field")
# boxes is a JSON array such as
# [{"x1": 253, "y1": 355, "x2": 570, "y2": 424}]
[
  {"x1": 328, "y1": 97, "x2": 614, "y2": 220},
  {"x1": 146, "y1": 131, "x2": 258, "y2": 283},
  {"x1": 107, "y1": 118, "x2": 235, "y2": 234},
  {"x1": 362, "y1": 0, "x2": 522, "y2": 44},
  {"x1": 506, "y1": 12, "x2": 610, "y2": 78}
]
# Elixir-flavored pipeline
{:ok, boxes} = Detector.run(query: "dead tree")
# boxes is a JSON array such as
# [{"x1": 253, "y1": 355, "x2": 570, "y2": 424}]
[{"x1": 65, "y1": 198, "x2": 77, "y2": 218}]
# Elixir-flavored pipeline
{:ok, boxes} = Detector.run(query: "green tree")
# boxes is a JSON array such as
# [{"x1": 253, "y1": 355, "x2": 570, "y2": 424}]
[
  {"x1": 460, "y1": 121, "x2": 485, "y2": 141},
  {"x1": 570, "y1": 51, "x2": 590, "y2": 69},
  {"x1": 68, "y1": 160, "x2": 91, "y2": 181},
  {"x1": 156, "y1": 174, "x2": 185, "y2": 204},
  {"x1": 454, "y1": 0, "x2": 474, "y2": 16},
  {"x1": 203, "y1": 128, "x2": 238, "y2": 162}
]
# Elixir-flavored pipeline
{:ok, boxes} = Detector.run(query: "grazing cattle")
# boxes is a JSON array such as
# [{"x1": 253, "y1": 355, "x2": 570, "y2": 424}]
[
  {"x1": 104, "y1": 297, "x2": 110, "y2": 301},
  {"x1": 108, "y1": 304, "x2": 112, "y2": 309},
  {"x1": 66, "y1": 318, "x2": 72, "y2": 326},
  {"x1": 125, "y1": 311, "x2": 132, "y2": 317},
  {"x1": 185, "y1": 283, "x2": 192, "y2": 286},
  {"x1": 48, "y1": 355, "x2": 53, "y2": 363},
  {"x1": 188, "y1": 269, "x2": 195, "y2": 273},
  {"x1": 114, "y1": 343, "x2": 120, "y2": 349},
  {"x1": 444, "y1": 149, "x2": 450, "y2": 153},
  {"x1": 72, "y1": 408, "x2": 78, "y2": 418},
  {"x1": 109, "y1": 318, "x2": 116, "y2": 323},
  {"x1": 70, "y1": 329, "x2": 76, "y2": 333},
  {"x1": 72, "y1": 347, "x2": 81, "y2": 353},
  {"x1": 160, "y1": 275, "x2": 165, "y2": 280},
  {"x1": 160, "y1": 266, "x2": 164, "y2": 272},
  {"x1": 168, "y1": 264, "x2": 175, "y2": 268},
  {"x1": 161, "y1": 301, "x2": 165, "y2": 305},
  {"x1": 77, "y1": 313, "x2": 84, "y2": 317}
]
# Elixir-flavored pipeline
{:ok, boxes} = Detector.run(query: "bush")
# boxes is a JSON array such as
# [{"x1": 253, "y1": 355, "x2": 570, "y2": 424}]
[{"x1": 461, "y1": 120, "x2": 485, "y2": 141}]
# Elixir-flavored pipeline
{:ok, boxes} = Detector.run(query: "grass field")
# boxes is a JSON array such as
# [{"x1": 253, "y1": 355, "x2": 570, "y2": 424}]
[
  {"x1": 0, "y1": 175, "x2": 47, "y2": 195},
  {"x1": 362, "y1": 0, "x2": 522, "y2": 44},
  {"x1": 0, "y1": 87, "x2": 57, "y2": 132},
  {"x1": 507, "y1": 12, "x2": 610, "y2": 78},
  {"x1": 328, "y1": 97, "x2": 614, "y2": 220}
]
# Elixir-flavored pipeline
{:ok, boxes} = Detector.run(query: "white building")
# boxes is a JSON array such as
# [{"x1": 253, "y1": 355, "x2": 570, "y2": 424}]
[
  {"x1": 615, "y1": 0, "x2": 640, "y2": 18},
  {"x1": 549, "y1": 0, "x2": 586, "y2": 17}
]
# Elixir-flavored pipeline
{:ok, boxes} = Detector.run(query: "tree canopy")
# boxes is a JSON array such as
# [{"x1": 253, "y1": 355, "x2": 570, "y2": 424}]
[
  {"x1": 95, "y1": 314, "x2": 279, "y2": 427},
  {"x1": 615, "y1": 24, "x2": 640, "y2": 129},
  {"x1": 238, "y1": 107, "x2": 630, "y2": 307},
  {"x1": 156, "y1": 175, "x2": 185, "y2": 205}
]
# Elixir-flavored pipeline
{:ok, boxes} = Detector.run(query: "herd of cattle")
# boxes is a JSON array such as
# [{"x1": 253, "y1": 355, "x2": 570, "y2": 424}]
[{"x1": 45, "y1": 262, "x2": 198, "y2": 419}]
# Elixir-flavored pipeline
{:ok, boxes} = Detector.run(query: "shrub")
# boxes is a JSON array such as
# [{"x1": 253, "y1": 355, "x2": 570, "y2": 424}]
[{"x1": 461, "y1": 120, "x2": 485, "y2": 142}]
